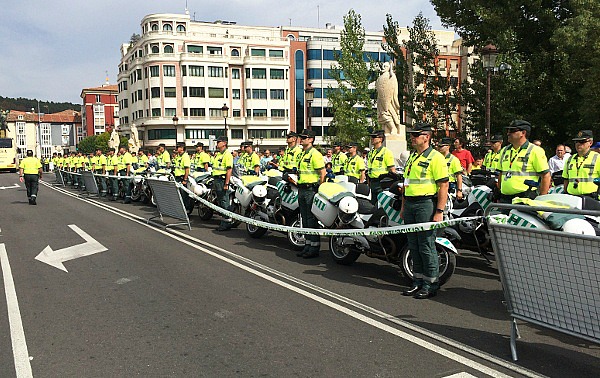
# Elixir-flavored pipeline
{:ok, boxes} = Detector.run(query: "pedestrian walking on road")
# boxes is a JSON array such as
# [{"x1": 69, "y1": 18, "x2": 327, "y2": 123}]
[{"x1": 19, "y1": 150, "x2": 43, "y2": 205}]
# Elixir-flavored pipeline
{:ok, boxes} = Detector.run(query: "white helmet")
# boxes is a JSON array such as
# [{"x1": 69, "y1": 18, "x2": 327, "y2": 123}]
[
  {"x1": 158, "y1": 175, "x2": 169, "y2": 181},
  {"x1": 562, "y1": 218, "x2": 596, "y2": 236},
  {"x1": 252, "y1": 185, "x2": 267, "y2": 202},
  {"x1": 338, "y1": 196, "x2": 359, "y2": 215}
]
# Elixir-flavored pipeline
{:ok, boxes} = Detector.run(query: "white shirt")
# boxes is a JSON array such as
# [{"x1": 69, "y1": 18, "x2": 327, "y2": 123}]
[{"x1": 548, "y1": 155, "x2": 566, "y2": 174}]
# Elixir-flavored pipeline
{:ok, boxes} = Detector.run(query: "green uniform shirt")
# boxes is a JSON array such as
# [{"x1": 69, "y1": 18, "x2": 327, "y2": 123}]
[
  {"x1": 192, "y1": 151, "x2": 211, "y2": 170},
  {"x1": 497, "y1": 142, "x2": 549, "y2": 195},
  {"x1": 404, "y1": 146, "x2": 449, "y2": 197},
  {"x1": 95, "y1": 155, "x2": 107, "y2": 171},
  {"x1": 445, "y1": 154, "x2": 463, "y2": 183},
  {"x1": 483, "y1": 150, "x2": 501, "y2": 172},
  {"x1": 297, "y1": 147, "x2": 325, "y2": 184},
  {"x1": 212, "y1": 150, "x2": 233, "y2": 176},
  {"x1": 367, "y1": 146, "x2": 395, "y2": 179},
  {"x1": 173, "y1": 152, "x2": 191, "y2": 177},
  {"x1": 157, "y1": 150, "x2": 171, "y2": 168},
  {"x1": 279, "y1": 145, "x2": 302, "y2": 172},
  {"x1": 117, "y1": 152, "x2": 134, "y2": 171},
  {"x1": 562, "y1": 151, "x2": 600, "y2": 195},
  {"x1": 331, "y1": 152, "x2": 348, "y2": 174},
  {"x1": 105, "y1": 155, "x2": 117, "y2": 172},
  {"x1": 20, "y1": 157, "x2": 42, "y2": 174},
  {"x1": 239, "y1": 152, "x2": 260, "y2": 174},
  {"x1": 344, "y1": 154, "x2": 366, "y2": 180}
]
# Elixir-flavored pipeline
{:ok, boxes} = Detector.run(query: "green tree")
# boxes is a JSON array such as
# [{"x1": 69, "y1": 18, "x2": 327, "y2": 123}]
[
  {"x1": 431, "y1": 0, "x2": 599, "y2": 145},
  {"x1": 77, "y1": 132, "x2": 128, "y2": 154},
  {"x1": 327, "y1": 9, "x2": 378, "y2": 146},
  {"x1": 76, "y1": 135, "x2": 97, "y2": 153}
]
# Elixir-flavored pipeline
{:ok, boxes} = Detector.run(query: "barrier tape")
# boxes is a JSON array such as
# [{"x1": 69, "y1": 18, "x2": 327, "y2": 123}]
[{"x1": 177, "y1": 183, "x2": 501, "y2": 237}]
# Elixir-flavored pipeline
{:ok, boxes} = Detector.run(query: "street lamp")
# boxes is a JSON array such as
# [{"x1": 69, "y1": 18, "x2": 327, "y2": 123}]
[
  {"x1": 172, "y1": 115, "x2": 180, "y2": 144},
  {"x1": 481, "y1": 44, "x2": 498, "y2": 143},
  {"x1": 304, "y1": 83, "x2": 314, "y2": 131},
  {"x1": 221, "y1": 103, "x2": 229, "y2": 137}
]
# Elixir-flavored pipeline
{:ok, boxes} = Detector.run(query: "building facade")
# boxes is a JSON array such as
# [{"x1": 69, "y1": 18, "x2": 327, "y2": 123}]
[
  {"x1": 5, "y1": 110, "x2": 81, "y2": 159},
  {"x1": 117, "y1": 13, "x2": 469, "y2": 151},
  {"x1": 80, "y1": 84, "x2": 119, "y2": 139}
]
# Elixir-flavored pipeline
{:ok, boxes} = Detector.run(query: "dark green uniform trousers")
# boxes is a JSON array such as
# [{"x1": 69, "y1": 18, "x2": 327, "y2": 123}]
[
  {"x1": 403, "y1": 197, "x2": 439, "y2": 291},
  {"x1": 298, "y1": 185, "x2": 320, "y2": 253}
]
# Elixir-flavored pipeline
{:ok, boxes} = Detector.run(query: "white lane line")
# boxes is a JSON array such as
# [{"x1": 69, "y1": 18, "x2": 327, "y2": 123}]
[
  {"x1": 43, "y1": 182, "x2": 541, "y2": 377},
  {"x1": 1, "y1": 244, "x2": 33, "y2": 378}
]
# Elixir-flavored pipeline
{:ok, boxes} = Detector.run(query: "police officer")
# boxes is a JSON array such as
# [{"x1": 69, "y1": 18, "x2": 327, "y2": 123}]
[
  {"x1": 173, "y1": 142, "x2": 193, "y2": 212},
  {"x1": 192, "y1": 143, "x2": 211, "y2": 172},
  {"x1": 279, "y1": 131, "x2": 302, "y2": 173},
  {"x1": 483, "y1": 134, "x2": 503, "y2": 172},
  {"x1": 331, "y1": 141, "x2": 347, "y2": 175},
  {"x1": 137, "y1": 150, "x2": 149, "y2": 168},
  {"x1": 92, "y1": 148, "x2": 108, "y2": 196},
  {"x1": 117, "y1": 146, "x2": 135, "y2": 203},
  {"x1": 497, "y1": 120, "x2": 550, "y2": 203},
  {"x1": 400, "y1": 123, "x2": 449, "y2": 299},
  {"x1": 156, "y1": 143, "x2": 171, "y2": 169},
  {"x1": 212, "y1": 136, "x2": 234, "y2": 231},
  {"x1": 295, "y1": 129, "x2": 325, "y2": 259},
  {"x1": 240, "y1": 141, "x2": 261, "y2": 175},
  {"x1": 437, "y1": 137, "x2": 464, "y2": 200},
  {"x1": 104, "y1": 148, "x2": 119, "y2": 200},
  {"x1": 344, "y1": 142, "x2": 366, "y2": 183},
  {"x1": 19, "y1": 150, "x2": 43, "y2": 205},
  {"x1": 563, "y1": 130, "x2": 600, "y2": 200},
  {"x1": 367, "y1": 129, "x2": 396, "y2": 204}
]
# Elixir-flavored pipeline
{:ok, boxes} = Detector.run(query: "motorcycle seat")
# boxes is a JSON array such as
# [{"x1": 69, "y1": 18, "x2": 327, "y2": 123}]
[
  {"x1": 355, "y1": 183, "x2": 371, "y2": 197},
  {"x1": 268, "y1": 176, "x2": 282, "y2": 186},
  {"x1": 318, "y1": 182, "x2": 355, "y2": 203},
  {"x1": 357, "y1": 198, "x2": 377, "y2": 214},
  {"x1": 241, "y1": 175, "x2": 267, "y2": 189},
  {"x1": 453, "y1": 199, "x2": 469, "y2": 210},
  {"x1": 581, "y1": 196, "x2": 600, "y2": 211}
]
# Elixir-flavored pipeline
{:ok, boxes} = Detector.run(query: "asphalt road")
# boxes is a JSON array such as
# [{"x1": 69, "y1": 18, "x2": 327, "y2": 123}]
[{"x1": 0, "y1": 171, "x2": 598, "y2": 377}]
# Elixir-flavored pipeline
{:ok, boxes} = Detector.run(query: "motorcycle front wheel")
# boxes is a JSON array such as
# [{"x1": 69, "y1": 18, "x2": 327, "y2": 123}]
[
  {"x1": 287, "y1": 215, "x2": 305, "y2": 251},
  {"x1": 229, "y1": 199, "x2": 243, "y2": 228},
  {"x1": 246, "y1": 211, "x2": 268, "y2": 238},
  {"x1": 198, "y1": 204, "x2": 214, "y2": 220},
  {"x1": 329, "y1": 236, "x2": 361, "y2": 265},
  {"x1": 399, "y1": 244, "x2": 456, "y2": 286},
  {"x1": 130, "y1": 184, "x2": 142, "y2": 202}
]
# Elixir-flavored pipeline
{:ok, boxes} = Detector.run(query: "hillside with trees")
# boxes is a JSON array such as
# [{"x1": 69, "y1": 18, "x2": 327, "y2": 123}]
[{"x1": 0, "y1": 96, "x2": 80, "y2": 113}]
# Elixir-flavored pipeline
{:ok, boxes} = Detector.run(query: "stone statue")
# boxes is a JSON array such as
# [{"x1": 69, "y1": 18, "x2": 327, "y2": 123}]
[
  {"x1": 376, "y1": 62, "x2": 401, "y2": 135},
  {"x1": 108, "y1": 128, "x2": 120, "y2": 150},
  {"x1": 128, "y1": 124, "x2": 141, "y2": 154},
  {"x1": 0, "y1": 109, "x2": 9, "y2": 131}
]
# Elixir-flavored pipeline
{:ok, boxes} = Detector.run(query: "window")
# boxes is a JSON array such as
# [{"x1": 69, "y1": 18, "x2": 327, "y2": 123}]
[
  {"x1": 311, "y1": 107, "x2": 322, "y2": 117},
  {"x1": 185, "y1": 129, "x2": 225, "y2": 139},
  {"x1": 308, "y1": 68, "x2": 321, "y2": 79},
  {"x1": 187, "y1": 45, "x2": 202, "y2": 53},
  {"x1": 189, "y1": 65, "x2": 204, "y2": 76},
  {"x1": 253, "y1": 109, "x2": 267, "y2": 117},
  {"x1": 248, "y1": 129, "x2": 287, "y2": 139},
  {"x1": 148, "y1": 129, "x2": 175, "y2": 140},
  {"x1": 245, "y1": 68, "x2": 250, "y2": 78},
  {"x1": 207, "y1": 46, "x2": 222, "y2": 55},
  {"x1": 95, "y1": 95, "x2": 101, "y2": 103},
  {"x1": 182, "y1": 66, "x2": 187, "y2": 76},
  {"x1": 151, "y1": 23, "x2": 159, "y2": 31},
  {"x1": 151, "y1": 108, "x2": 162, "y2": 117},
  {"x1": 164, "y1": 87, "x2": 176, "y2": 97},
  {"x1": 269, "y1": 50, "x2": 284, "y2": 58},
  {"x1": 150, "y1": 66, "x2": 159, "y2": 77},
  {"x1": 163, "y1": 65, "x2": 175, "y2": 76},
  {"x1": 189, "y1": 108, "x2": 205, "y2": 117},
  {"x1": 232, "y1": 109, "x2": 241, "y2": 117},
  {"x1": 232, "y1": 69, "x2": 240, "y2": 79},
  {"x1": 270, "y1": 89, "x2": 285, "y2": 100},
  {"x1": 252, "y1": 89, "x2": 267, "y2": 99},
  {"x1": 323, "y1": 69, "x2": 333, "y2": 80},
  {"x1": 232, "y1": 89, "x2": 241, "y2": 99},
  {"x1": 308, "y1": 49, "x2": 322, "y2": 60},
  {"x1": 163, "y1": 23, "x2": 172, "y2": 31},
  {"x1": 314, "y1": 88, "x2": 322, "y2": 98},
  {"x1": 271, "y1": 109, "x2": 286, "y2": 118},
  {"x1": 251, "y1": 48, "x2": 266, "y2": 57},
  {"x1": 164, "y1": 45, "x2": 174, "y2": 54},
  {"x1": 151, "y1": 45, "x2": 159, "y2": 54},
  {"x1": 323, "y1": 49, "x2": 337, "y2": 60},
  {"x1": 231, "y1": 129, "x2": 243, "y2": 139},
  {"x1": 177, "y1": 24, "x2": 186, "y2": 32},
  {"x1": 252, "y1": 68, "x2": 266, "y2": 79},
  {"x1": 209, "y1": 108, "x2": 223, "y2": 117},
  {"x1": 231, "y1": 49, "x2": 240, "y2": 57},
  {"x1": 151, "y1": 87, "x2": 161, "y2": 98},
  {"x1": 208, "y1": 87, "x2": 225, "y2": 98},
  {"x1": 208, "y1": 66, "x2": 224, "y2": 77},
  {"x1": 270, "y1": 69, "x2": 284, "y2": 79},
  {"x1": 189, "y1": 87, "x2": 205, "y2": 97},
  {"x1": 164, "y1": 108, "x2": 176, "y2": 117}
]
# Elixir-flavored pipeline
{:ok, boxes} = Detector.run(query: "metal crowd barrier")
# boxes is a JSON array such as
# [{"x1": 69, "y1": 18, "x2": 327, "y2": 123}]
[
  {"x1": 53, "y1": 169, "x2": 65, "y2": 186},
  {"x1": 146, "y1": 178, "x2": 191, "y2": 230},
  {"x1": 486, "y1": 203, "x2": 600, "y2": 361},
  {"x1": 80, "y1": 171, "x2": 100, "y2": 197}
]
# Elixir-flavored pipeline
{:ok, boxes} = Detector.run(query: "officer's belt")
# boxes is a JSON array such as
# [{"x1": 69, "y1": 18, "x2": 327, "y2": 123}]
[
  {"x1": 403, "y1": 195, "x2": 436, "y2": 202},
  {"x1": 298, "y1": 183, "x2": 318, "y2": 189}
]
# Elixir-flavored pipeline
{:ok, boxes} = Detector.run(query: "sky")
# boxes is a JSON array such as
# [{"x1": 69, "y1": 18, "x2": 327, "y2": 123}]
[{"x1": 0, "y1": 0, "x2": 446, "y2": 105}]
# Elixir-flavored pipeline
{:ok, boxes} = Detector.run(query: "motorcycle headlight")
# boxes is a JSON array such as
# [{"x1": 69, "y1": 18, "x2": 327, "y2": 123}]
[
  {"x1": 194, "y1": 183, "x2": 209, "y2": 196},
  {"x1": 133, "y1": 175, "x2": 142, "y2": 184},
  {"x1": 252, "y1": 185, "x2": 267, "y2": 203}
]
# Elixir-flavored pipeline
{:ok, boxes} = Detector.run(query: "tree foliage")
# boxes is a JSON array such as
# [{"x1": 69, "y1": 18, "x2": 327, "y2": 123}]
[
  {"x1": 0, "y1": 96, "x2": 79, "y2": 114},
  {"x1": 77, "y1": 132, "x2": 128, "y2": 154},
  {"x1": 431, "y1": 0, "x2": 600, "y2": 146},
  {"x1": 327, "y1": 9, "x2": 378, "y2": 146}
]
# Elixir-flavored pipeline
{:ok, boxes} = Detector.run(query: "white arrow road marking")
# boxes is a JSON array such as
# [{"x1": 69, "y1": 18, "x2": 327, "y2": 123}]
[
  {"x1": 35, "y1": 224, "x2": 108, "y2": 272},
  {"x1": 0, "y1": 183, "x2": 20, "y2": 190},
  {"x1": 1, "y1": 243, "x2": 34, "y2": 378}
]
